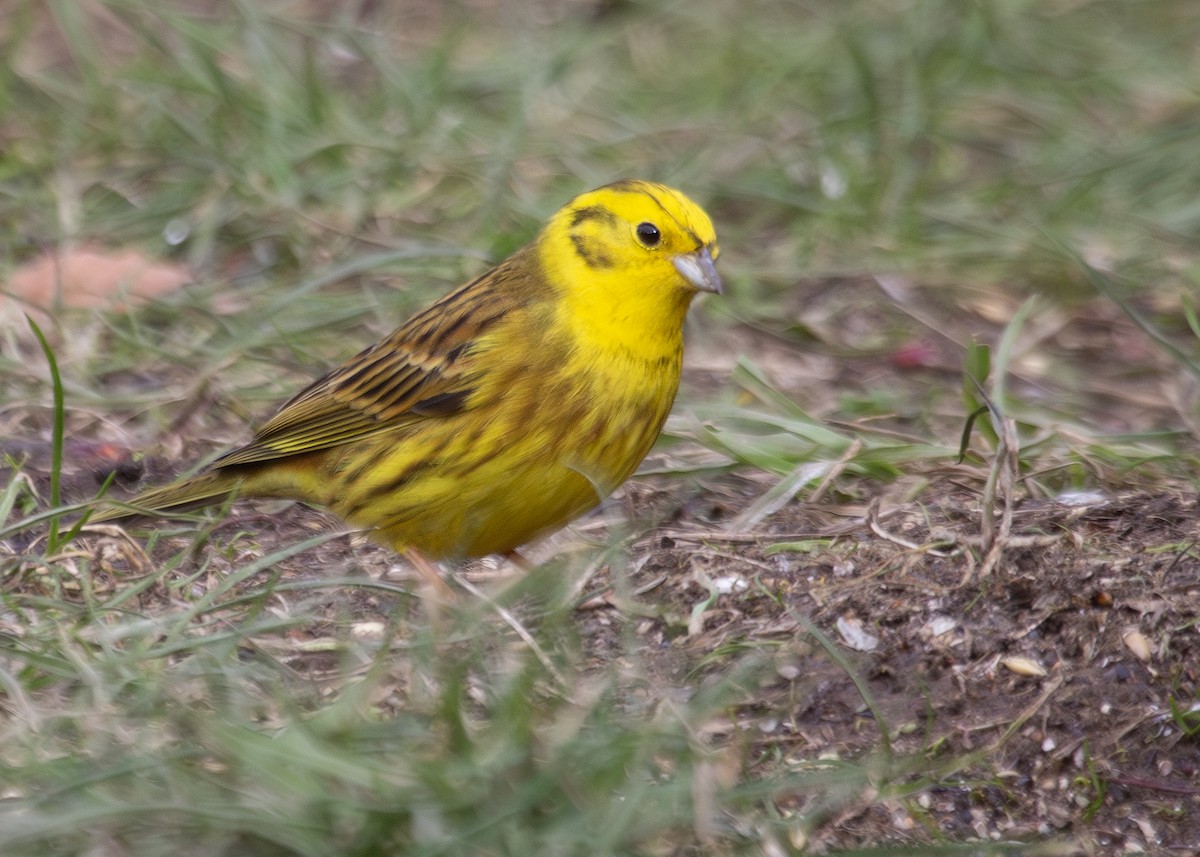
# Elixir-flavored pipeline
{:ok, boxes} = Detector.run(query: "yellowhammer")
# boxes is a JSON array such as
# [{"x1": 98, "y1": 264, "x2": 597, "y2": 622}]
[{"x1": 95, "y1": 180, "x2": 721, "y2": 571}]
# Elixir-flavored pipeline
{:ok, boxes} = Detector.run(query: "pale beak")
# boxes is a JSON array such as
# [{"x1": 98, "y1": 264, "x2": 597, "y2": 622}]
[{"x1": 672, "y1": 247, "x2": 723, "y2": 295}]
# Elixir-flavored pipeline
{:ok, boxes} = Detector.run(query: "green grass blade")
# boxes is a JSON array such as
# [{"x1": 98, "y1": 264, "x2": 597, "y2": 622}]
[{"x1": 25, "y1": 316, "x2": 65, "y2": 554}]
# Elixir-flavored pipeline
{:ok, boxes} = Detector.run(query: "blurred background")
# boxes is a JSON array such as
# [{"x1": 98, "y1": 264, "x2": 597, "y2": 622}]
[{"x1": 4, "y1": 0, "x2": 1197, "y2": 435}]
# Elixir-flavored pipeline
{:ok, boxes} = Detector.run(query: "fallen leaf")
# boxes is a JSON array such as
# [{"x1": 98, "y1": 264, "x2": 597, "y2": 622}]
[
  {"x1": 1122, "y1": 627, "x2": 1153, "y2": 662},
  {"x1": 4, "y1": 245, "x2": 191, "y2": 319},
  {"x1": 1000, "y1": 656, "x2": 1048, "y2": 677},
  {"x1": 836, "y1": 615, "x2": 879, "y2": 652}
]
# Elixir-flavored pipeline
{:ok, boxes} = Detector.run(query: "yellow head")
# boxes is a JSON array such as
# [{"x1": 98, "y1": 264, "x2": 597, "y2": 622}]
[{"x1": 537, "y1": 180, "x2": 721, "y2": 355}]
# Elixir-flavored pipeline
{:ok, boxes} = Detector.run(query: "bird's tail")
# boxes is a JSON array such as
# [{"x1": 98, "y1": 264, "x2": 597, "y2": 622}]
[{"x1": 89, "y1": 471, "x2": 242, "y2": 523}]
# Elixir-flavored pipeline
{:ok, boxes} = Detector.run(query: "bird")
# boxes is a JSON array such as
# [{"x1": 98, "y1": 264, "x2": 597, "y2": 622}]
[{"x1": 92, "y1": 180, "x2": 721, "y2": 578}]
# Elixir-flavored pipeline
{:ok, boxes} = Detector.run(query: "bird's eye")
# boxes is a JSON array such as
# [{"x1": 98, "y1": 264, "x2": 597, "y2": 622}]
[{"x1": 636, "y1": 222, "x2": 661, "y2": 247}]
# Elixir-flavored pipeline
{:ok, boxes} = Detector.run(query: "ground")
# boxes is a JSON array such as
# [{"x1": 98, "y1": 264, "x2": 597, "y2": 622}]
[{"x1": 7, "y1": 281, "x2": 1197, "y2": 855}]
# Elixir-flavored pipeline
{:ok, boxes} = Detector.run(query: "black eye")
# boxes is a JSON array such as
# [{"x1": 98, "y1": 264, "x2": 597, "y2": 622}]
[{"x1": 636, "y1": 222, "x2": 661, "y2": 247}]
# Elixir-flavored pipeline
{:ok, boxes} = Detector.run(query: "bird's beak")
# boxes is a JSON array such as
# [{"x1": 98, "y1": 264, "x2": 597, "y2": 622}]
[{"x1": 672, "y1": 247, "x2": 723, "y2": 295}]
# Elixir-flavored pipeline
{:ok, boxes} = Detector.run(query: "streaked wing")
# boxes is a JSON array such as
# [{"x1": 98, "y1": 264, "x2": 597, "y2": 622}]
[{"x1": 212, "y1": 254, "x2": 533, "y2": 469}]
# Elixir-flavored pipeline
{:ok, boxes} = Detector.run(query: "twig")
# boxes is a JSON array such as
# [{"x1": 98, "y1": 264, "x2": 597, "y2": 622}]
[
  {"x1": 1108, "y1": 774, "x2": 1200, "y2": 796},
  {"x1": 970, "y1": 411, "x2": 1019, "y2": 582},
  {"x1": 453, "y1": 573, "x2": 571, "y2": 693},
  {"x1": 985, "y1": 673, "x2": 1064, "y2": 753},
  {"x1": 808, "y1": 438, "x2": 862, "y2": 504}
]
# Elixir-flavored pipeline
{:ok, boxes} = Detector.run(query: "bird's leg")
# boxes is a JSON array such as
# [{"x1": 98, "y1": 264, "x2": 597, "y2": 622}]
[
  {"x1": 404, "y1": 548, "x2": 457, "y2": 603},
  {"x1": 502, "y1": 549, "x2": 534, "y2": 572}
]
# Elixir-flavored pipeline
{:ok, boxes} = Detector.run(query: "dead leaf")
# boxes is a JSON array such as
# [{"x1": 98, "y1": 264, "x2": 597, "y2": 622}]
[
  {"x1": 4, "y1": 245, "x2": 191, "y2": 320},
  {"x1": 1000, "y1": 656, "x2": 1048, "y2": 678}
]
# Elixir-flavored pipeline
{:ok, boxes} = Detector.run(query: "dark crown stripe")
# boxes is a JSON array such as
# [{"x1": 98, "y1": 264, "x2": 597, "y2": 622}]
[{"x1": 570, "y1": 204, "x2": 617, "y2": 228}]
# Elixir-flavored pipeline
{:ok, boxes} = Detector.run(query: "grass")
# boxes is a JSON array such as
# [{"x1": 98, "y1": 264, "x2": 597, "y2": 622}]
[{"x1": 2, "y1": 0, "x2": 1200, "y2": 854}]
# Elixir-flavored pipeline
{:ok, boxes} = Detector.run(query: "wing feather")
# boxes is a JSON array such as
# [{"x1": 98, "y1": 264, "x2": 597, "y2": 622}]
[{"x1": 211, "y1": 251, "x2": 539, "y2": 469}]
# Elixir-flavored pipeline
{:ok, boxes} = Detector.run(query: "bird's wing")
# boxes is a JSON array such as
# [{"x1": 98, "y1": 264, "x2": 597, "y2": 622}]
[{"x1": 212, "y1": 257, "x2": 532, "y2": 469}]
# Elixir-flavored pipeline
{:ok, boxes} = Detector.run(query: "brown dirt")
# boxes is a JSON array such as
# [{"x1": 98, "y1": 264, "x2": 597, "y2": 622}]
[{"x1": 620, "y1": 480, "x2": 1200, "y2": 853}]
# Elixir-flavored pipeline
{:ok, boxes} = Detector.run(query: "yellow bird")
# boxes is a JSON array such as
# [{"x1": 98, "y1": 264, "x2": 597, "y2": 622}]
[{"x1": 95, "y1": 180, "x2": 721, "y2": 568}]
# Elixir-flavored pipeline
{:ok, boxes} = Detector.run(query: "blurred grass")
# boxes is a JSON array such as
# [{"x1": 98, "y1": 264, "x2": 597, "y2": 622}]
[
  {"x1": 2, "y1": 0, "x2": 1200, "y2": 853},
  {"x1": 0, "y1": 545, "x2": 927, "y2": 856}
]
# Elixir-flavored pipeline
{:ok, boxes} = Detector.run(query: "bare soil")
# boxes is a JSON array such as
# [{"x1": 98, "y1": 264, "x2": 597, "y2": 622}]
[{"x1": 621, "y1": 479, "x2": 1200, "y2": 853}]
